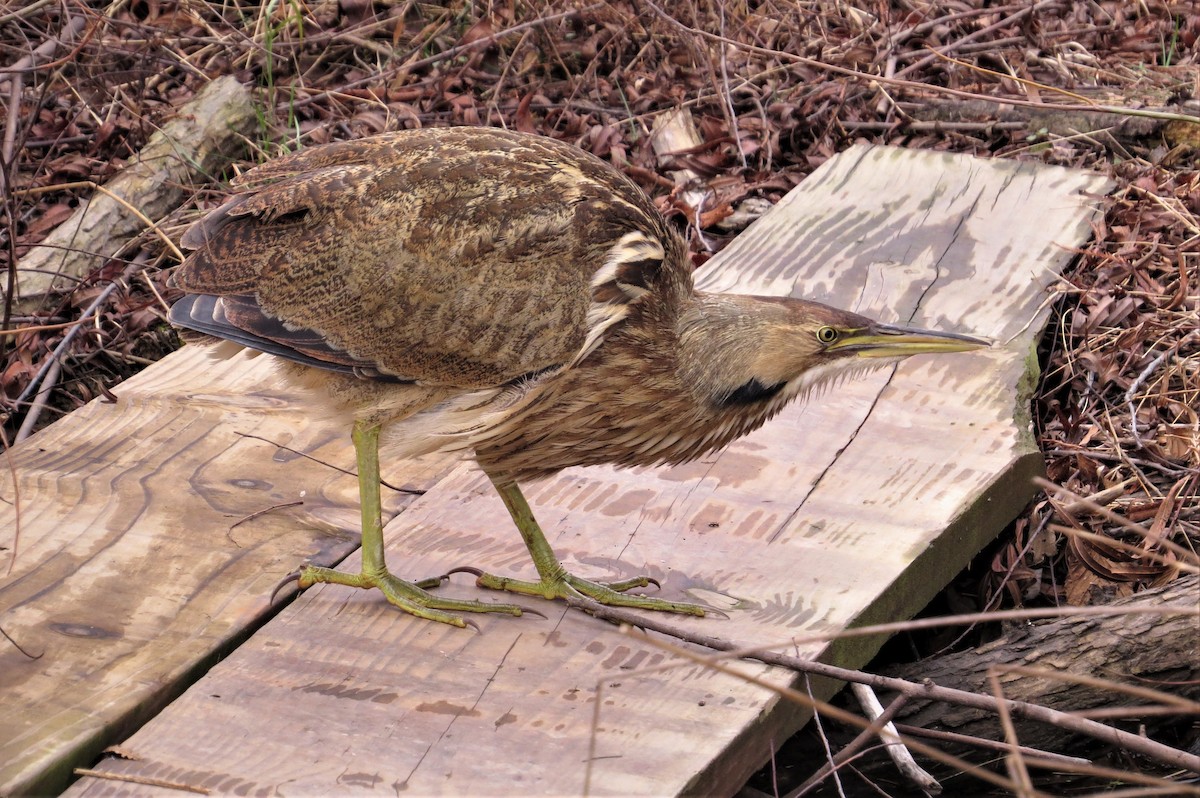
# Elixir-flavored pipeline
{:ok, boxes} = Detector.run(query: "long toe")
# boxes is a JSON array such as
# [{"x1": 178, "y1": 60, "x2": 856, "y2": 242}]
[
  {"x1": 562, "y1": 574, "x2": 706, "y2": 616},
  {"x1": 448, "y1": 567, "x2": 707, "y2": 617},
  {"x1": 296, "y1": 564, "x2": 527, "y2": 628}
]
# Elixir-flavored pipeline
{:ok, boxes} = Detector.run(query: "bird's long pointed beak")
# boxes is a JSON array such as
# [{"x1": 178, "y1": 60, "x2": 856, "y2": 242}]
[{"x1": 828, "y1": 322, "x2": 992, "y2": 358}]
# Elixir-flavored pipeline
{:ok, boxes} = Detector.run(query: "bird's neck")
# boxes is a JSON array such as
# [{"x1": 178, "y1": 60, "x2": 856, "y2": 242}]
[
  {"x1": 469, "y1": 294, "x2": 810, "y2": 480},
  {"x1": 630, "y1": 293, "x2": 800, "y2": 456},
  {"x1": 674, "y1": 292, "x2": 790, "y2": 406}
]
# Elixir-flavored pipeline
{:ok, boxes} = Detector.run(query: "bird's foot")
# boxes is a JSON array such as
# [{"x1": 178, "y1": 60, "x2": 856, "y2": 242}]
[
  {"x1": 441, "y1": 566, "x2": 706, "y2": 616},
  {"x1": 276, "y1": 565, "x2": 529, "y2": 629}
]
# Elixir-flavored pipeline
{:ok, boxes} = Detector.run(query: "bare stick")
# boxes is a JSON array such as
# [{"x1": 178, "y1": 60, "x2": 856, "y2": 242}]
[
  {"x1": 805, "y1": 675, "x2": 848, "y2": 798},
  {"x1": 72, "y1": 768, "x2": 209, "y2": 795},
  {"x1": 788, "y1": 693, "x2": 911, "y2": 797},
  {"x1": 851, "y1": 683, "x2": 940, "y2": 794},
  {"x1": 988, "y1": 669, "x2": 1035, "y2": 796},
  {"x1": 0, "y1": 13, "x2": 88, "y2": 92},
  {"x1": 14, "y1": 356, "x2": 61, "y2": 442},
  {"x1": 14, "y1": 255, "x2": 147, "y2": 409},
  {"x1": 892, "y1": 724, "x2": 1090, "y2": 766}
]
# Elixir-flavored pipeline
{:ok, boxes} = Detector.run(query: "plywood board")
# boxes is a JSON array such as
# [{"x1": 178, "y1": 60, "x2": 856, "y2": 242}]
[
  {"x1": 9, "y1": 145, "x2": 1110, "y2": 796},
  {"x1": 0, "y1": 348, "x2": 463, "y2": 796}
]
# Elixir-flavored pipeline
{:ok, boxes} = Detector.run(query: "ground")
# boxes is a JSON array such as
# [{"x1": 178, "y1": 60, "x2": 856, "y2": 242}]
[{"x1": 1, "y1": 1, "x2": 1196, "y2": 794}]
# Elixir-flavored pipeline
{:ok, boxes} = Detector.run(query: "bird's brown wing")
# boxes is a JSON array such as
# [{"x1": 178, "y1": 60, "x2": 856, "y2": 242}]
[
  {"x1": 171, "y1": 128, "x2": 679, "y2": 389},
  {"x1": 169, "y1": 293, "x2": 410, "y2": 380}
]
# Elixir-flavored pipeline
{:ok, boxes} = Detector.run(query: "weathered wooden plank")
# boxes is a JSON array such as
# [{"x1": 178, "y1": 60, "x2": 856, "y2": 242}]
[
  {"x1": 25, "y1": 144, "x2": 1110, "y2": 797},
  {"x1": 0, "y1": 347, "x2": 464, "y2": 796}
]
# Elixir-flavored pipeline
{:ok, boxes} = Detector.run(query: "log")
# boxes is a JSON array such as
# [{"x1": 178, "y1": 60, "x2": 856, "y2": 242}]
[
  {"x1": 884, "y1": 575, "x2": 1200, "y2": 757},
  {"x1": 10, "y1": 75, "x2": 257, "y2": 309},
  {"x1": 901, "y1": 98, "x2": 1200, "y2": 146}
]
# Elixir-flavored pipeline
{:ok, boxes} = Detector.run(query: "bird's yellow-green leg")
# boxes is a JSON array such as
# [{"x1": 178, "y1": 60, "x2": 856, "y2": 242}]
[
  {"x1": 451, "y1": 478, "x2": 706, "y2": 616},
  {"x1": 291, "y1": 420, "x2": 527, "y2": 628}
]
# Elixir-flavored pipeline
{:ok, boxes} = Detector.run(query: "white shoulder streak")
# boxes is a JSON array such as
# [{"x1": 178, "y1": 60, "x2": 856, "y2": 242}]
[
  {"x1": 378, "y1": 229, "x2": 672, "y2": 461},
  {"x1": 576, "y1": 231, "x2": 664, "y2": 364}
]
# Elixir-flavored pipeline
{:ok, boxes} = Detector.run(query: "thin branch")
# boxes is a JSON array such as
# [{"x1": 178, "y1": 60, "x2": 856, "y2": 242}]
[
  {"x1": 15, "y1": 355, "x2": 60, "y2": 442},
  {"x1": 72, "y1": 768, "x2": 209, "y2": 795},
  {"x1": 567, "y1": 597, "x2": 1200, "y2": 774},
  {"x1": 988, "y1": 669, "x2": 1035, "y2": 797},
  {"x1": 892, "y1": 724, "x2": 1091, "y2": 766},
  {"x1": 639, "y1": 0, "x2": 1198, "y2": 125},
  {"x1": 789, "y1": 693, "x2": 911, "y2": 798},
  {"x1": 13, "y1": 255, "x2": 146, "y2": 408},
  {"x1": 285, "y1": 5, "x2": 603, "y2": 113},
  {"x1": 851, "y1": 684, "x2": 939, "y2": 794}
]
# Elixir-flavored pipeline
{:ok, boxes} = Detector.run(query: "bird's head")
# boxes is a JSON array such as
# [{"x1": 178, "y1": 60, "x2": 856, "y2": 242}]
[{"x1": 677, "y1": 294, "x2": 990, "y2": 410}]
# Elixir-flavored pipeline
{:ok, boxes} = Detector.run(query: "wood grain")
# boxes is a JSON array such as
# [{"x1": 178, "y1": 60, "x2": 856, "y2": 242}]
[
  {"x1": 4, "y1": 144, "x2": 1111, "y2": 796},
  {"x1": 0, "y1": 347, "x2": 461, "y2": 796}
]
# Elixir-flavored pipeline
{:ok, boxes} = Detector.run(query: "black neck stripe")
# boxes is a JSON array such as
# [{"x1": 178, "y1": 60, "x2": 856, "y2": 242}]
[{"x1": 718, "y1": 378, "x2": 787, "y2": 407}]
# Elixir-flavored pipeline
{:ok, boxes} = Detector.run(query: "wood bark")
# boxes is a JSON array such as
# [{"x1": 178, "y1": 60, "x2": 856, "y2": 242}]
[
  {"x1": 903, "y1": 97, "x2": 1199, "y2": 144},
  {"x1": 884, "y1": 574, "x2": 1200, "y2": 756},
  {"x1": 11, "y1": 75, "x2": 256, "y2": 309}
]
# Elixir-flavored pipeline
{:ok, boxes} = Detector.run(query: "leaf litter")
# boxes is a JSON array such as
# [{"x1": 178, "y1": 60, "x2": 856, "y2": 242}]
[{"x1": 1, "y1": 0, "x2": 1197, "y2": 790}]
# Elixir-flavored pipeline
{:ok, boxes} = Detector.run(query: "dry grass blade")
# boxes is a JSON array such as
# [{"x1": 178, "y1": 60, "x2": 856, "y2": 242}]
[{"x1": 988, "y1": 669, "x2": 1036, "y2": 797}]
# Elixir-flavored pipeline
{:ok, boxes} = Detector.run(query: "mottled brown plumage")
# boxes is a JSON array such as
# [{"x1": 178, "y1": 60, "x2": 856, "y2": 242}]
[{"x1": 170, "y1": 127, "x2": 987, "y2": 626}]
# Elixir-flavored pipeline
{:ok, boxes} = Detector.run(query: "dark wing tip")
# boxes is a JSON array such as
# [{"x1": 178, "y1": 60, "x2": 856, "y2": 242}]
[
  {"x1": 168, "y1": 294, "x2": 416, "y2": 383},
  {"x1": 167, "y1": 294, "x2": 287, "y2": 356}
]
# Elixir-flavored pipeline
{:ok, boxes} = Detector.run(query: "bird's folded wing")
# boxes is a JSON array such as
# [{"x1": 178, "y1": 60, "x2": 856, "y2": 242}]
[
  {"x1": 170, "y1": 130, "x2": 676, "y2": 390},
  {"x1": 168, "y1": 294, "x2": 411, "y2": 381}
]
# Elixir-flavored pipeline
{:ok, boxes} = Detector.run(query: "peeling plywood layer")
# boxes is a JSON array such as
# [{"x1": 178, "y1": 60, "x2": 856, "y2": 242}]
[{"x1": 3, "y1": 145, "x2": 1111, "y2": 796}]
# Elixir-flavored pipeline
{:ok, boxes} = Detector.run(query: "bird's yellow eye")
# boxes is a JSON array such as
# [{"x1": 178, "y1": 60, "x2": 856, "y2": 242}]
[{"x1": 816, "y1": 326, "x2": 839, "y2": 344}]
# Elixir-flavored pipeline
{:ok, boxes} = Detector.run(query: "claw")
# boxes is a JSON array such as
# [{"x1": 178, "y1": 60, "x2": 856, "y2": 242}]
[
  {"x1": 443, "y1": 565, "x2": 486, "y2": 578},
  {"x1": 269, "y1": 569, "x2": 302, "y2": 604},
  {"x1": 517, "y1": 604, "x2": 549, "y2": 620},
  {"x1": 412, "y1": 573, "x2": 450, "y2": 590}
]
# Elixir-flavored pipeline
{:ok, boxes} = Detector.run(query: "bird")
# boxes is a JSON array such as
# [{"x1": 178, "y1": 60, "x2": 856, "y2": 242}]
[{"x1": 169, "y1": 126, "x2": 988, "y2": 628}]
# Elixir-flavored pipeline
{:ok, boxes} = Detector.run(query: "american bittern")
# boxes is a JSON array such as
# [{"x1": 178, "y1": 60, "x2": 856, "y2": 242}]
[{"x1": 170, "y1": 127, "x2": 987, "y2": 627}]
